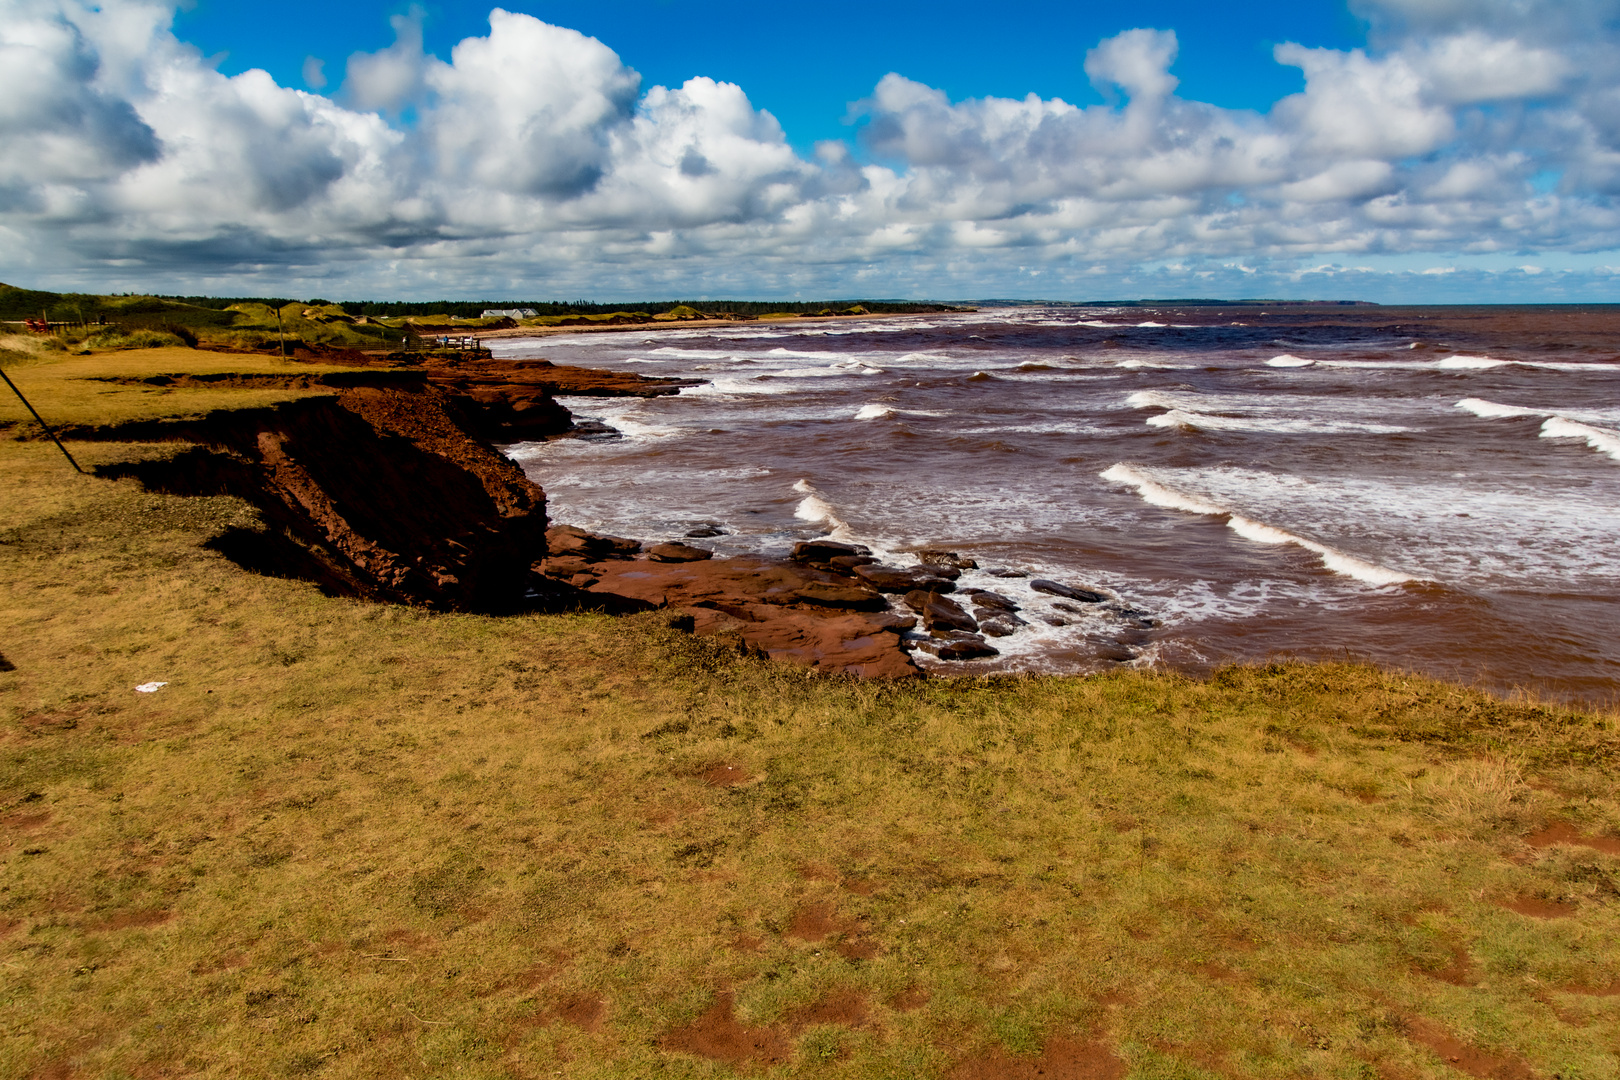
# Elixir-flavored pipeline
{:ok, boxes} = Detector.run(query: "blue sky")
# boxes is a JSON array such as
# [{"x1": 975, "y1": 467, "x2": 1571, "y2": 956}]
[
  {"x1": 4, "y1": 0, "x2": 1620, "y2": 301},
  {"x1": 173, "y1": 1, "x2": 1368, "y2": 154}
]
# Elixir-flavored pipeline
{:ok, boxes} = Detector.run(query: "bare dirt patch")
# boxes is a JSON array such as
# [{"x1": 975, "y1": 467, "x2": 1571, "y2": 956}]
[
  {"x1": 785, "y1": 989, "x2": 869, "y2": 1030},
  {"x1": 1404, "y1": 1018, "x2": 1536, "y2": 1079},
  {"x1": 660, "y1": 991, "x2": 791, "y2": 1067},
  {"x1": 1501, "y1": 895, "x2": 1577, "y2": 919},
  {"x1": 544, "y1": 994, "x2": 606, "y2": 1033},
  {"x1": 727, "y1": 933, "x2": 766, "y2": 953},
  {"x1": 1565, "y1": 979, "x2": 1620, "y2": 996},
  {"x1": 5, "y1": 808, "x2": 51, "y2": 831},
  {"x1": 843, "y1": 876, "x2": 878, "y2": 897},
  {"x1": 190, "y1": 952, "x2": 247, "y2": 975},
  {"x1": 1525, "y1": 821, "x2": 1620, "y2": 856},
  {"x1": 702, "y1": 762, "x2": 750, "y2": 787},
  {"x1": 91, "y1": 908, "x2": 172, "y2": 931},
  {"x1": 836, "y1": 937, "x2": 880, "y2": 960},
  {"x1": 889, "y1": 984, "x2": 930, "y2": 1011},
  {"x1": 785, "y1": 900, "x2": 855, "y2": 943},
  {"x1": 1419, "y1": 940, "x2": 1476, "y2": 987},
  {"x1": 948, "y1": 1037, "x2": 1127, "y2": 1080}
]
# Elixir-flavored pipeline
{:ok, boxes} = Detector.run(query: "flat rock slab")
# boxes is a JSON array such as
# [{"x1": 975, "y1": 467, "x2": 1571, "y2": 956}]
[
  {"x1": 647, "y1": 542, "x2": 713, "y2": 563},
  {"x1": 547, "y1": 524, "x2": 642, "y2": 558},
  {"x1": 855, "y1": 564, "x2": 957, "y2": 594},
  {"x1": 583, "y1": 554, "x2": 920, "y2": 678}
]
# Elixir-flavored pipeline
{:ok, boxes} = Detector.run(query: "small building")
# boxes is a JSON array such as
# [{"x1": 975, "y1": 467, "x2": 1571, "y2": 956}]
[{"x1": 481, "y1": 308, "x2": 537, "y2": 319}]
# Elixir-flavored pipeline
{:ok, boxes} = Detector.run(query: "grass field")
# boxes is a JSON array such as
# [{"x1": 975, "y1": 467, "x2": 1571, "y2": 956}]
[{"x1": 2, "y1": 350, "x2": 1618, "y2": 1079}]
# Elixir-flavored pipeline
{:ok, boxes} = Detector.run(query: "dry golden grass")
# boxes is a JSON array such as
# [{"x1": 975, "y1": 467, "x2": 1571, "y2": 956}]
[
  {"x1": 2, "y1": 357, "x2": 1619, "y2": 1080},
  {"x1": 0, "y1": 348, "x2": 356, "y2": 432}
]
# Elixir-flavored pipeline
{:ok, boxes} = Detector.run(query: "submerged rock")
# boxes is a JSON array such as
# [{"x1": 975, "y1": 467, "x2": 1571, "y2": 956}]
[
  {"x1": 913, "y1": 632, "x2": 999, "y2": 660},
  {"x1": 903, "y1": 590, "x2": 979, "y2": 635},
  {"x1": 791, "y1": 539, "x2": 870, "y2": 563},
  {"x1": 917, "y1": 549, "x2": 977, "y2": 571},
  {"x1": 978, "y1": 613, "x2": 1028, "y2": 638},
  {"x1": 962, "y1": 589, "x2": 1020, "y2": 613},
  {"x1": 1030, "y1": 579, "x2": 1107, "y2": 603}
]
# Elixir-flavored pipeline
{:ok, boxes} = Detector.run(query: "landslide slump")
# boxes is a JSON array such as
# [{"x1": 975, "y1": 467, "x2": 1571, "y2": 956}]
[{"x1": 96, "y1": 381, "x2": 549, "y2": 613}]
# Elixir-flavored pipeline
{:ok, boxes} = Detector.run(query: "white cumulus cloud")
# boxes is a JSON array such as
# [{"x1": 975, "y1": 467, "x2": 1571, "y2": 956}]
[{"x1": 3, "y1": 0, "x2": 1620, "y2": 299}]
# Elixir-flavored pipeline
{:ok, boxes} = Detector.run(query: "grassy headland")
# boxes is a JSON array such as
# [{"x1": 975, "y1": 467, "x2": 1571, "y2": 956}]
[
  {"x1": 0, "y1": 284, "x2": 967, "y2": 356},
  {"x1": 2, "y1": 345, "x2": 1618, "y2": 1080}
]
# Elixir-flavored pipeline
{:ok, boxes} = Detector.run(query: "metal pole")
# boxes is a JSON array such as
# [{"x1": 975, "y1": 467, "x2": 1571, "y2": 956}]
[
  {"x1": 276, "y1": 305, "x2": 286, "y2": 357},
  {"x1": 0, "y1": 367, "x2": 83, "y2": 473}
]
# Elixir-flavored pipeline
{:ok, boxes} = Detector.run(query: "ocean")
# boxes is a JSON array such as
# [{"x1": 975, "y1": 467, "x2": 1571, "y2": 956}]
[{"x1": 497, "y1": 305, "x2": 1620, "y2": 702}]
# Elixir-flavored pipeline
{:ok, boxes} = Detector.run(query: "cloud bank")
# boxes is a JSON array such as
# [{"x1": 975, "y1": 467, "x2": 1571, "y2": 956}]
[{"x1": 3, "y1": 0, "x2": 1620, "y2": 299}]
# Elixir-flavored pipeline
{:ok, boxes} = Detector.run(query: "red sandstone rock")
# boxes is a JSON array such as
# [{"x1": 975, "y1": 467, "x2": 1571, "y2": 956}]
[
  {"x1": 546, "y1": 525, "x2": 640, "y2": 558},
  {"x1": 854, "y1": 564, "x2": 957, "y2": 594},
  {"x1": 647, "y1": 542, "x2": 714, "y2": 563},
  {"x1": 98, "y1": 381, "x2": 548, "y2": 612},
  {"x1": 579, "y1": 553, "x2": 920, "y2": 678},
  {"x1": 904, "y1": 590, "x2": 979, "y2": 635}
]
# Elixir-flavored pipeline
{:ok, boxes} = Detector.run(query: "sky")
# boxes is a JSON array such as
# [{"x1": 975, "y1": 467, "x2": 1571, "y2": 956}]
[{"x1": 3, "y1": 0, "x2": 1620, "y2": 302}]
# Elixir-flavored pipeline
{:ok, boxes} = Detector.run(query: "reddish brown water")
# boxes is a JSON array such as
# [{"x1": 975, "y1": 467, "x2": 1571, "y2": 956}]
[{"x1": 501, "y1": 305, "x2": 1620, "y2": 703}]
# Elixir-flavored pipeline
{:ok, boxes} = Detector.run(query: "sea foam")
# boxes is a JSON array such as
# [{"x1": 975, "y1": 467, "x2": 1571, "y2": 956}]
[
  {"x1": 1267, "y1": 355, "x2": 1314, "y2": 367},
  {"x1": 1100, "y1": 463, "x2": 1421, "y2": 586}
]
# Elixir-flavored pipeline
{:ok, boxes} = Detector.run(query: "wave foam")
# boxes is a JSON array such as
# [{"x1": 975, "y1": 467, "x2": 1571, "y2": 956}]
[
  {"x1": 1438, "y1": 355, "x2": 1509, "y2": 369},
  {"x1": 792, "y1": 479, "x2": 853, "y2": 538},
  {"x1": 1101, "y1": 463, "x2": 1421, "y2": 586},
  {"x1": 1267, "y1": 355, "x2": 1313, "y2": 367},
  {"x1": 1541, "y1": 417, "x2": 1620, "y2": 461},
  {"x1": 855, "y1": 403, "x2": 894, "y2": 420}
]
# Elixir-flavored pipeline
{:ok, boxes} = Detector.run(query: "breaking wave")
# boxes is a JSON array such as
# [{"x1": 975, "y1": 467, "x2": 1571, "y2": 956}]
[
  {"x1": 792, "y1": 478, "x2": 853, "y2": 538},
  {"x1": 1456, "y1": 398, "x2": 1620, "y2": 459},
  {"x1": 1542, "y1": 417, "x2": 1620, "y2": 461},
  {"x1": 1100, "y1": 463, "x2": 1422, "y2": 586}
]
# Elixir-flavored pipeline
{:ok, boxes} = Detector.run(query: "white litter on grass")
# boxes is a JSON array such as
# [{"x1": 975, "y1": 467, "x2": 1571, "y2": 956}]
[{"x1": 134, "y1": 681, "x2": 168, "y2": 693}]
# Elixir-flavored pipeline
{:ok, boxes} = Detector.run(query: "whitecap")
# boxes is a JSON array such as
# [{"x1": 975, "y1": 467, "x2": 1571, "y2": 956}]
[
  {"x1": 1541, "y1": 417, "x2": 1620, "y2": 461},
  {"x1": 855, "y1": 403, "x2": 894, "y2": 420},
  {"x1": 1455, "y1": 397, "x2": 1543, "y2": 419},
  {"x1": 1438, "y1": 355, "x2": 1509, "y2": 369},
  {"x1": 1135, "y1": 321, "x2": 1167, "y2": 328},
  {"x1": 1125, "y1": 390, "x2": 1181, "y2": 410},
  {"x1": 678, "y1": 378, "x2": 796, "y2": 397},
  {"x1": 1267, "y1": 355, "x2": 1313, "y2": 368},
  {"x1": 1143, "y1": 409, "x2": 1410, "y2": 435},
  {"x1": 1100, "y1": 463, "x2": 1422, "y2": 586}
]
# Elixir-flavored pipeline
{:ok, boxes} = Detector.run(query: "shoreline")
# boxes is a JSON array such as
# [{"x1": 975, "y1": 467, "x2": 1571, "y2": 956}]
[{"x1": 470, "y1": 309, "x2": 958, "y2": 340}]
